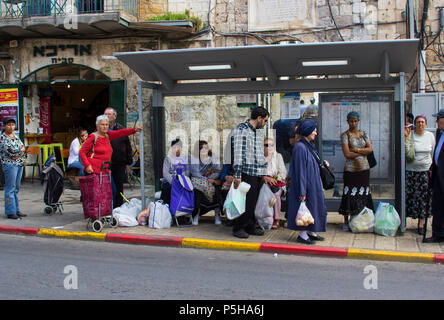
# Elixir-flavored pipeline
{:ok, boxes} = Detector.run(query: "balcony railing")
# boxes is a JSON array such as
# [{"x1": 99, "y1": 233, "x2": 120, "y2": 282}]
[{"x1": 1, "y1": 0, "x2": 139, "y2": 19}]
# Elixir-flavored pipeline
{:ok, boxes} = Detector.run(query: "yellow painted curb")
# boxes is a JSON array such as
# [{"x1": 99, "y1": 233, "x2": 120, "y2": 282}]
[
  {"x1": 347, "y1": 248, "x2": 435, "y2": 263},
  {"x1": 182, "y1": 238, "x2": 261, "y2": 251},
  {"x1": 38, "y1": 228, "x2": 106, "y2": 241}
]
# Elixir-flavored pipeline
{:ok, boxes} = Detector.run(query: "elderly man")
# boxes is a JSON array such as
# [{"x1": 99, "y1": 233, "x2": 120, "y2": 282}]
[
  {"x1": 104, "y1": 107, "x2": 134, "y2": 208},
  {"x1": 424, "y1": 109, "x2": 444, "y2": 243}
]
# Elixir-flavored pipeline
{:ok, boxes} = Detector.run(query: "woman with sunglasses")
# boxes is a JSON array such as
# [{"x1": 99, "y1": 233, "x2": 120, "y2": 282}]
[{"x1": 264, "y1": 137, "x2": 287, "y2": 229}]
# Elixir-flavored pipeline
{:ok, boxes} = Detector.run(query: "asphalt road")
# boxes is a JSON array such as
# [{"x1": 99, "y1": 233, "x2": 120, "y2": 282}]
[{"x1": 1, "y1": 233, "x2": 443, "y2": 301}]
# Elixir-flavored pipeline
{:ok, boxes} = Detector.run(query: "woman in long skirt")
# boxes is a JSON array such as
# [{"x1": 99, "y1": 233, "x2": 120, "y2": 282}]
[
  {"x1": 287, "y1": 121, "x2": 327, "y2": 245},
  {"x1": 338, "y1": 111, "x2": 374, "y2": 231}
]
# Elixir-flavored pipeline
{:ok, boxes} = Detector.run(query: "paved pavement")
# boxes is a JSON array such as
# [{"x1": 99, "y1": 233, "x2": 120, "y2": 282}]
[{"x1": 1, "y1": 180, "x2": 444, "y2": 263}]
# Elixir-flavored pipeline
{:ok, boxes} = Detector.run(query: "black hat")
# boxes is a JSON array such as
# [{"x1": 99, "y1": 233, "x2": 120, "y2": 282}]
[{"x1": 3, "y1": 117, "x2": 16, "y2": 125}]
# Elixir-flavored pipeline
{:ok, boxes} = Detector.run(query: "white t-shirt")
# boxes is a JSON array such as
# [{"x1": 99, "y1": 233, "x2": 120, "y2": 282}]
[
  {"x1": 406, "y1": 130, "x2": 436, "y2": 172},
  {"x1": 68, "y1": 137, "x2": 81, "y2": 166}
]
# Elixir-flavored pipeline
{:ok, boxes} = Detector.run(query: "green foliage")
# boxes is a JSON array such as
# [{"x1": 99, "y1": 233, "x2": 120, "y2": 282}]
[{"x1": 146, "y1": 10, "x2": 203, "y2": 30}]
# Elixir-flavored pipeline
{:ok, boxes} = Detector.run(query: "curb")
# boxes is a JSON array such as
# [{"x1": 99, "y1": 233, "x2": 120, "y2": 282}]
[{"x1": 1, "y1": 224, "x2": 443, "y2": 264}]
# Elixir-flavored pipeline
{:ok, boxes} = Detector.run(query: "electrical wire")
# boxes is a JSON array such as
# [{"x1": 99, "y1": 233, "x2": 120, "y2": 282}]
[{"x1": 326, "y1": 0, "x2": 344, "y2": 41}]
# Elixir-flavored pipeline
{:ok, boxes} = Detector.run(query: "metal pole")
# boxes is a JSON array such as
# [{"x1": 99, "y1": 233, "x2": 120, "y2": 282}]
[
  {"x1": 408, "y1": 0, "x2": 414, "y2": 39},
  {"x1": 400, "y1": 72, "x2": 406, "y2": 232},
  {"x1": 137, "y1": 81, "x2": 146, "y2": 210}
]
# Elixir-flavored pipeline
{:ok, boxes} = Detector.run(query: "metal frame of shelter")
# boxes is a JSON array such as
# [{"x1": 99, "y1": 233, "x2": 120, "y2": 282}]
[{"x1": 115, "y1": 39, "x2": 419, "y2": 232}]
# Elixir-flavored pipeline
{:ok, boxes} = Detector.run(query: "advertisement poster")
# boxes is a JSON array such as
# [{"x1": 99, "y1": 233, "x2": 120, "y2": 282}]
[
  {"x1": 280, "y1": 93, "x2": 300, "y2": 119},
  {"x1": 39, "y1": 97, "x2": 51, "y2": 143},
  {"x1": 0, "y1": 88, "x2": 19, "y2": 133}
]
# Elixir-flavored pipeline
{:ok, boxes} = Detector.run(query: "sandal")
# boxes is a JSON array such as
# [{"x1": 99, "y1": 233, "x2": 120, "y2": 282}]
[{"x1": 272, "y1": 221, "x2": 280, "y2": 229}]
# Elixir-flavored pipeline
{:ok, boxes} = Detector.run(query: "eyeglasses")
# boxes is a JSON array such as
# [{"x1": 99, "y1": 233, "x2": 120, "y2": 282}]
[{"x1": 264, "y1": 144, "x2": 274, "y2": 147}]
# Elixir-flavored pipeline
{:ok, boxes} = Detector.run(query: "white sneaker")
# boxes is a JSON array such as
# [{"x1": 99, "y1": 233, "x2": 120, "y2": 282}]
[
  {"x1": 192, "y1": 214, "x2": 199, "y2": 226},
  {"x1": 215, "y1": 212, "x2": 221, "y2": 225}
]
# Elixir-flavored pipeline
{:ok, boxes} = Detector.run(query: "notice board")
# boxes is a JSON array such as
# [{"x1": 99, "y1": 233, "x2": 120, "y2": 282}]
[{"x1": 319, "y1": 93, "x2": 393, "y2": 182}]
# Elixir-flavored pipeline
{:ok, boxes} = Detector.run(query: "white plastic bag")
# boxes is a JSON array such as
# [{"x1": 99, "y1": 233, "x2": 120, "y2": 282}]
[
  {"x1": 223, "y1": 182, "x2": 251, "y2": 220},
  {"x1": 374, "y1": 202, "x2": 400, "y2": 237},
  {"x1": 148, "y1": 201, "x2": 172, "y2": 229},
  {"x1": 295, "y1": 202, "x2": 314, "y2": 227},
  {"x1": 257, "y1": 217, "x2": 273, "y2": 231},
  {"x1": 255, "y1": 184, "x2": 276, "y2": 220},
  {"x1": 114, "y1": 213, "x2": 139, "y2": 227},
  {"x1": 112, "y1": 198, "x2": 142, "y2": 227},
  {"x1": 349, "y1": 207, "x2": 375, "y2": 233}
]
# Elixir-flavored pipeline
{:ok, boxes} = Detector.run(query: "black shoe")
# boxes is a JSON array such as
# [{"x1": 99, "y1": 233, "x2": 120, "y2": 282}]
[
  {"x1": 418, "y1": 228, "x2": 425, "y2": 236},
  {"x1": 16, "y1": 212, "x2": 27, "y2": 218},
  {"x1": 7, "y1": 214, "x2": 21, "y2": 220},
  {"x1": 233, "y1": 229, "x2": 249, "y2": 239},
  {"x1": 423, "y1": 236, "x2": 444, "y2": 243},
  {"x1": 247, "y1": 228, "x2": 265, "y2": 236},
  {"x1": 296, "y1": 235, "x2": 314, "y2": 245},
  {"x1": 308, "y1": 233, "x2": 325, "y2": 241}
]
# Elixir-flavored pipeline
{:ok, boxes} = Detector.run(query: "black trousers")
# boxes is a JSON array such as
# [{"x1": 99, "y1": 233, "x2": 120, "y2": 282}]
[
  {"x1": 233, "y1": 174, "x2": 263, "y2": 233},
  {"x1": 111, "y1": 163, "x2": 127, "y2": 208},
  {"x1": 431, "y1": 178, "x2": 444, "y2": 237}
]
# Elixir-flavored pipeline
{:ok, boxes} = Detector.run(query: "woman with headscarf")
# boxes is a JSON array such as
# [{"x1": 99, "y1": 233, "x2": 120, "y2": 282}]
[
  {"x1": 161, "y1": 139, "x2": 190, "y2": 205},
  {"x1": 287, "y1": 120, "x2": 327, "y2": 244},
  {"x1": 404, "y1": 114, "x2": 435, "y2": 234},
  {"x1": 338, "y1": 111, "x2": 374, "y2": 231}
]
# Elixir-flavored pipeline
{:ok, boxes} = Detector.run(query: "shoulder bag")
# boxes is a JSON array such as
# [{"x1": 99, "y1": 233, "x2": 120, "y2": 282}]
[
  {"x1": 301, "y1": 140, "x2": 335, "y2": 190},
  {"x1": 405, "y1": 131, "x2": 415, "y2": 163}
]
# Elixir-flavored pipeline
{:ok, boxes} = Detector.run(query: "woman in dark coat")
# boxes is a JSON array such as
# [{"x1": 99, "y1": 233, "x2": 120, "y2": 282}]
[{"x1": 287, "y1": 121, "x2": 327, "y2": 245}]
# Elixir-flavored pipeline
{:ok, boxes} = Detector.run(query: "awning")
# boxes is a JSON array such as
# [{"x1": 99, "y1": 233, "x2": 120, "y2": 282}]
[{"x1": 115, "y1": 39, "x2": 419, "y2": 94}]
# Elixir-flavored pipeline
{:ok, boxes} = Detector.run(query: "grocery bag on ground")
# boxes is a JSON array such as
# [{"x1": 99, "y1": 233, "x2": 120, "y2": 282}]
[
  {"x1": 295, "y1": 202, "x2": 314, "y2": 227},
  {"x1": 112, "y1": 198, "x2": 142, "y2": 227},
  {"x1": 374, "y1": 202, "x2": 401, "y2": 237},
  {"x1": 349, "y1": 207, "x2": 375, "y2": 233},
  {"x1": 255, "y1": 184, "x2": 276, "y2": 220},
  {"x1": 148, "y1": 201, "x2": 172, "y2": 229},
  {"x1": 223, "y1": 182, "x2": 251, "y2": 220}
]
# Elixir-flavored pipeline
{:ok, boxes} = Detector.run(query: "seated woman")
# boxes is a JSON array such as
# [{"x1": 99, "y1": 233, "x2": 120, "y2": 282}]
[
  {"x1": 189, "y1": 140, "x2": 222, "y2": 225},
  {"x1": 161, "y1": 139, "x2": 190, "y2": 205},
  {"x1": 264, "y1": 137, "x2": 287, "y2": 229},
  {"x1": 67, "y1": 129, "x2": 88, "y2": 176}
]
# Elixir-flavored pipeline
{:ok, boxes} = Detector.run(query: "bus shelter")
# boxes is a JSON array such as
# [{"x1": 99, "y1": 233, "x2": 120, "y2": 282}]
[{"x1": 115, "y1": 39, "x2": 419, "y2": 232}]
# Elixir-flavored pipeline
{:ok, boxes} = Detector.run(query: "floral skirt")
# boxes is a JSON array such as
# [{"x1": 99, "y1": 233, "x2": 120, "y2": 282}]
[
  {"x1": 338, "y1": 170, "x2": 374, "y2": 216},
  {"x1": 406, "y1": 170, "x2": 432, "y2": 219}
]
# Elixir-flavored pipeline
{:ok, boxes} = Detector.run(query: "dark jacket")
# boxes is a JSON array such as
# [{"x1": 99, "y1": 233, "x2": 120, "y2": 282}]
[
  {"x1": 431, "y1": 129, "x2": 444, "y2": 189},
  {"x1": 109, "y1": 122, "x2": 133, "y2": 166}
]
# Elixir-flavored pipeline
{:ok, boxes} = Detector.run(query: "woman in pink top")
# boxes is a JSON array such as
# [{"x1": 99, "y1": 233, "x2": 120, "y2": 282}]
[{"x1": 80, "y1": 115, "x2": 142, "y2": 174}]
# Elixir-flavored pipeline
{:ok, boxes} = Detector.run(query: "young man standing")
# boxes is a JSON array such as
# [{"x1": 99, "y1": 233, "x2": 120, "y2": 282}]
[
  {"x1": 231, "y1": 107, "x2": 274, "y2": 238},
  {"x1": 104, "y1": 107, "x2": 133, "y2": 208}
]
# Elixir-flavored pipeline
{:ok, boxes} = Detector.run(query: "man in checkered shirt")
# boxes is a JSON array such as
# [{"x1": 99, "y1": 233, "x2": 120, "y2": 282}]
[{"x1": 231, "y1": 107, "x2": 275, "y2": 239}]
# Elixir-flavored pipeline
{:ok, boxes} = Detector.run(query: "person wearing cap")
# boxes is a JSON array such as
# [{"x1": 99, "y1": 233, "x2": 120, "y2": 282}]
[
  {"x1": 302, "y1": 97, "x2": 319, "y2": 119},
  {"x1": 424, "y1": 109, "x2": 444, "y2": 243},
  {"x1": 338, "y1": 111, "x2": 374, "y2": 231},
  {"x1": 286, "y1": 120, "x2": 327, "y2": 244},
  {"x1": 0, "y1": 117, "x2": 28, "y2": 219},
  {"x1": 67, "y1": 129, "x2": 89, "y2": 176},
  {"x1": 404, "y1": 114, "x2": 435, "y2": 235}
]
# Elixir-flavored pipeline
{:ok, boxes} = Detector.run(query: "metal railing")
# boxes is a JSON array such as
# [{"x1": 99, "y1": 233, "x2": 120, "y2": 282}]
[{"x1": 0, "y1": 0, "x2": 139, "y2": 19}]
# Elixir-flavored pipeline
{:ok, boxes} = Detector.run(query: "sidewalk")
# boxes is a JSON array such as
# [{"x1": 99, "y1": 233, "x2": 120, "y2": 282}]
[{"x1": 1, "y1": 181, "x2": 444, "y2": 264}]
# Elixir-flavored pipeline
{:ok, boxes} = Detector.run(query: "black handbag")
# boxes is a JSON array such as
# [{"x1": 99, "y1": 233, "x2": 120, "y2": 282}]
[
  {"x1": 367, "y1": 151, "x2": 377, "y2": 168},
  {"x1": 302, "y1": 140, "x2": 335, "y2": 190}
]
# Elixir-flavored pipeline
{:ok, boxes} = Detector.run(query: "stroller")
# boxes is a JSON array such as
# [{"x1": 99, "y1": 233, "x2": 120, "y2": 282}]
[
  {"x1": 79, "y1": 162, "x2": 119, "y2": 232},
  {"x1": 40, "y1": 155, "x2": 64, "y2": 215}
]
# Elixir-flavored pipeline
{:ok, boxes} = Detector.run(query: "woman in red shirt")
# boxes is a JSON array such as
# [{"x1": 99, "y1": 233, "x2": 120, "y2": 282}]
[{"x1": 80, "y1": 115, "x2": 142, "y2": 174}]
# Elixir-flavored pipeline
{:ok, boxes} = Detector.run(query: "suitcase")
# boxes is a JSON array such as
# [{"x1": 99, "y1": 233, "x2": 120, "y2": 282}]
[{"x1": 79, "y1": 162, "x2": 113, "y2": 221}]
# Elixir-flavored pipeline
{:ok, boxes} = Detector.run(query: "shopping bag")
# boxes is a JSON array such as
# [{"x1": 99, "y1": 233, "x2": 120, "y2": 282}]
[
  {"x1": 349, "y1": 207, "x2": 375, "y2": 233},
  {"x1": 374, "y1": 202, "x2": 401, "y2": 237},
  {"x1": 148, "y1": 201, "x2": 172, "y2": 229},
  {"x1": 255, "y1": 184, "x2": 276, "y2": 220},
  {"x1": 223, "y1": 182, "x2": 251, "y2": 220},
  {"x1": 295, "y1": 202, "x2": 314, "y2": 227},
  {"x1": 257, "y1": 217, "x2": 273, "y2": 231}
]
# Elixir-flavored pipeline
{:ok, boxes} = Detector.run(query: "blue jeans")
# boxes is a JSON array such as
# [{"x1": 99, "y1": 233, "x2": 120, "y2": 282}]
[
  {"x1": 3, "y1": 164, "x2": 23, "y2": 216},
  {"x1": 68, "y1": 161, "x2": 86, "y2": 176}
]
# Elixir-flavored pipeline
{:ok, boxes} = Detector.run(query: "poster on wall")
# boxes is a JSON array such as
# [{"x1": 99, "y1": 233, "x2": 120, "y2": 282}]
[
  {"x1": 0, "y1": 88, "x2": 19, "y2": 134},
  {"x1": 39, "y1": 97, "x2": 51, "y2": 143},
  {"x1": 320, "y1": 93, "x2": 393, "y2": 182},
  {"x1": 280, "y1": 93, "x2": 300, "y2": 119}
]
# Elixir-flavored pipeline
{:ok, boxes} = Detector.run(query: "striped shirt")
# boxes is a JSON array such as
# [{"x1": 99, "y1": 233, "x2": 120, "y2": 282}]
[{"x1": 231, "y1": 120, "x2": 267, "y2": 179}]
